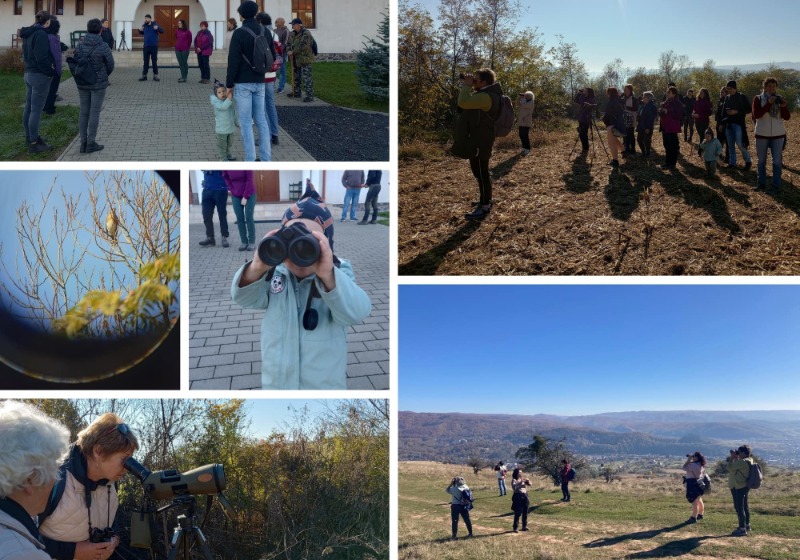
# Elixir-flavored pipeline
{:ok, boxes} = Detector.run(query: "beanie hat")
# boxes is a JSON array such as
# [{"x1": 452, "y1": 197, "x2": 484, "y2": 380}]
[
  {"x1": 237, "y1": 1, "x2": 259, "y2": 19},
  {"x1": 727, "y1": 80, "x2": 737, "y2": 89},
  {"x1": 282, "y1": 196, "x2": 334, "y2": 251}
]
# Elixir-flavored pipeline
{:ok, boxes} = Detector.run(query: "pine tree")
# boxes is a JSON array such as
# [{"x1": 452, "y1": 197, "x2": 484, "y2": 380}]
[{"x1": 355, "y1": 13, "x2": 389, "y2": 100}]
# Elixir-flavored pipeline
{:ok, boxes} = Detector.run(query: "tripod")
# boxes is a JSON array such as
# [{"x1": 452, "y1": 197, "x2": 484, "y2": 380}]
[
  {"x1": 568, "y1": 110, "x2": 609, "y2": 164},
  {"x1": 161, "y1": 496, "x2": 213, "y2": 560}
]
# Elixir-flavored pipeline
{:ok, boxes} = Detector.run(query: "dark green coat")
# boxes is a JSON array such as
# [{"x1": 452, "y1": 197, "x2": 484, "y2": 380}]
[{"x1": 451, "y1": 82, "x2": 502, "y2": 159}]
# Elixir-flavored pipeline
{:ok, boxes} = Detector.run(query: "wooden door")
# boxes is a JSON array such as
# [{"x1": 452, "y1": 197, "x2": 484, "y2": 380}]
[
  {"x1": 254, "y1": 171, "x2": 280, "y2": 202},
  {"x1": 154, "y1": 5, "x2": 189, "y2": 49}
]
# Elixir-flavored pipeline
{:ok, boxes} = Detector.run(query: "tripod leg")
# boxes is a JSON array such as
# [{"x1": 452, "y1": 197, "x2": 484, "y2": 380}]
[
  {"x1": 191, "y1": 527, "x2": 215, "y2": 560},
  {"x1": 166, "y1": 528, "x2": 185, "y2": 560}
]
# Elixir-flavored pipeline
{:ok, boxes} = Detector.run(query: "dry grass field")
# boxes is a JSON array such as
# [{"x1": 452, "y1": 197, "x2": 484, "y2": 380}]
[
  {"x1": 399, "y1": 461, "x2": 800, "y2": 560},
  {"x1": 398, "y1": 115, "x2": 800, "y2": 275}
]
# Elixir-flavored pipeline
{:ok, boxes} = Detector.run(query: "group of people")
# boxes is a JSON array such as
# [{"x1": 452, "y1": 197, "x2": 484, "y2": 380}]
[
  {"x1": 0, "y1": 402, "x2": 138, "y2": 560},
  {"x1": 341, "y1": 170, "x2": 384, "y2": 224}
]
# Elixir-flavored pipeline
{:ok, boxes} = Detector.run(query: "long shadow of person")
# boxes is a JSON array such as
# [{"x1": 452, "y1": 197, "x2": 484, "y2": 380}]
[
  {"x1": 604, "y1": 169, "x2": 642, "y2": 221},
  {"x1": 491, "y1": 152, "x2": 523, "y2": 180},
  {"x1": 766, "y1": 180, "x2": 800, "y2": 217},
  {"x1": 584, "y1": 521, "x2": 689, "y2": 548},
  {"x1": 398, "y1": 220, "x2": 482, "y2": 275},
  {"x1": 657, "y1": 168, "x2": 741, "y2": 234},
  {"x1": 564, "y1": 152, "x2": 598, "y2": 194},
  {"x1": 680, "y1": 160, "x2": 753, "y2": 208},
  {"x1": 625, "y1": 534, "x2": 728, "y2": 558}
]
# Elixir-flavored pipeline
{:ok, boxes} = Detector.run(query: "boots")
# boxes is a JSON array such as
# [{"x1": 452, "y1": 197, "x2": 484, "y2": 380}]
[{"x1": 199, "y1": 237, "x2": 215, "y2": 247}]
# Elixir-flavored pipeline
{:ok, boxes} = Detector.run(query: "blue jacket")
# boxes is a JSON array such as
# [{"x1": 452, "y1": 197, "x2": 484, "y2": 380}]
[
  {"x1": 202, "y1": 170, "x2": 227, "y2": 189},
  {"x1": 231, "y1": 260, "x2": 372, "y2": 389},
  {"x1": 138, "y1": 21, "x2": 164, "y2": 47},
  {"x1": 637, "y1": 101, "x2": 658, "y2": 133}
]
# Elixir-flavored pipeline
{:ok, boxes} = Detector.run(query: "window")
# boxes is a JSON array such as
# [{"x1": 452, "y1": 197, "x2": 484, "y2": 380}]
[
  {"x1": 34, "y1": 0, "x2": 42, "y2": 14},
  {"x1": 14, "y1": 0, "x2": 22, "y2": 16},
  {"x1": 76, "y1": 0, "x2": 84, "y2": 16},
  {"x1": 55, "y1": 0, "x2": 64, "y2": 16},
  {"x1": 291, "y1": 0, "x2": 316, "y2": 29}
]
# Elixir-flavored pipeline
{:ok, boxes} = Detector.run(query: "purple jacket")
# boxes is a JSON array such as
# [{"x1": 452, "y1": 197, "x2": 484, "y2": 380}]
[
  {"x1": 222, "y1": 170, "x2": 255, "y2": 199},
  {"x1": 194, "y1": 29, "x2": 213, "y2": 56},
  {"x1": 175, "y1": 28, "x2": 192, "y2": 52},
  {"x1": 48, "y1": 33, "x2": 62, "y2": 75},
  {"x1": 660, "y1": 97, "x2": 683, "y2": 134},
  {"x1": 693, "y1": 97, "x2": 713, "y2": 123}
]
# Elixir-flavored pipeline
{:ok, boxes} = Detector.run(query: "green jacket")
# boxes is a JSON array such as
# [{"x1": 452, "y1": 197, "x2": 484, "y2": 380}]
[
  {"x1": 289, "y1": 28, "x2": 315, "y2": 66},
  {"x1": 231, "y1": 259, "x2": 371, "y2": 389},
  {"x1": 728, "y1": 457, "x2": 753, "y2": 490},
  {"x1": 451, "y1": 83, "x2": 502, "y2": 159},
  {"x1": 210, "y1": 95, "x2": 236, "y2": 135}
]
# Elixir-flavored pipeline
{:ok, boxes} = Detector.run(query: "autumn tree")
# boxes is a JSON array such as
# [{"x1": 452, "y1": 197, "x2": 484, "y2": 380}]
[
  {"x1": 515, "y1": 434, "x2": 586, "y2": 486},
  {"x1": 658, "y1": 50, "x2": 693, "y2": 88}
]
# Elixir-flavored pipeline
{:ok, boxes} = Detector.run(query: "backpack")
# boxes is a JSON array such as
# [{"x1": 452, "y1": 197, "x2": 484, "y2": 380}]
[
  {"x1": 66, "y1": 42, "x2": 99, "y2": 86},
  {"x1": 491, "y1": 93, "x2": 515, "y2": 137},
  {"x1": 302, "y1": 29, "x2": 318, "y2": 56},
  {"x1": 746, "y1": 461, "x2": 763, "y2": 490},
  {"x1": 270, "y1": 30, "x2": 283, "y2": 72},
  {"x1": 38, "y1": 463, "x2": 68, "y2": 523},
  {"x1": 567, "y1": 467, "x2": 576, "y2": 481},
  {"x1": 459, "y1": 487, "x2": 474, "y2": 510},
  {"x1": 240, "y1": 25, "x2": 274, "y2": 75}
]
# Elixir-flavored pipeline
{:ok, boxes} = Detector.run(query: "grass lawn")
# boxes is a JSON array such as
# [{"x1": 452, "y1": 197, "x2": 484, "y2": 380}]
[
  {"x1": 377, "y1": 210, "x2": 389, "y2": 226},
  {"x1": 0, "y1": 71, "x2": 78, "y2": 161},
  {"x1": 312, "y1": 62, "x2": 388, "y2": 113}
]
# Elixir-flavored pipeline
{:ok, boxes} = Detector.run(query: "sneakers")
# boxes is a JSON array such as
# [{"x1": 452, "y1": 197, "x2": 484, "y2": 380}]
[
  {"x1": 465, "y1": 206, "x2": 490, "y2": 220},
  {"x1": 686, "y1": 517, "x2": 697, "y2": 524},
  {"x1": 199, "y1": 237, "x2": 215, "y2": 247},
  {"x1": 370, "y1": 220, "x2": 377, "y2": 224},
  {"x1": 521, "y1": 527, "x2": 529, "y2": 531},
  {"x1": 238, "y1": 243, "x2": 250, "y2": 251},
  {"x1": 358, "y1": 220, "x2": 368, "y2": 225},
  {"x1": 153, "y1": 75, "x2": 160, "y2": 82},
  {"x1": 178, "y1": 78, "x2": 186, "y2": 83},
  {"x1": 745, "y1": 524, "x2": 751, "y2": 532},
  {"x1": 226, "y1": 154, "x2": 236, "y2": 161},
  {"x1": 732, "y1": 527, "x2": 748, "y2": 536},
  {"x1": 743, "y1": 161, "x2": 752, "y2": 170},
  {"x1": 520, "y1": 148, "x2": 530, "y2": 156},
  {"x1": 697, "y1": 515, "x2": 704, "y2": 521},
  {"x1": 85, "y1": 142, "x2": 104, "y2": 154},
  {"x1": 221, "y1": 237, "x2": 230, "y2": 248},
  {"x1": 139, "y1": 75, "x2": 147, "y2": 81},
  {"x1": 271, "y1": 135, "x2": 279, "y2": 145},
  {"x1": 512, "y1": 529, "x2": 519, "y2": 533},
  {"x1": 28, "y1": 137, "x2": 52, "y2": 154}
]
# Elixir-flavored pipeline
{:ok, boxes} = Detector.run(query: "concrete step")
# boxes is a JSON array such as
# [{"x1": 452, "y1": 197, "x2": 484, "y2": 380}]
[{"x1": 111, "y1": 49, "x2": 229, "y2": 68}]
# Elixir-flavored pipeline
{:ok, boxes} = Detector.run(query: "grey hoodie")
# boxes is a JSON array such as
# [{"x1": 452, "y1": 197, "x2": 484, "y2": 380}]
[{"x1": 0, "y1": 508, "x2": 50, "y2": 560}]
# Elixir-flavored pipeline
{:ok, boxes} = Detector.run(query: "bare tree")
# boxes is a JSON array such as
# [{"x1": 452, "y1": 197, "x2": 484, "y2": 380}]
[
  {"x1": 0, "y1": 172, "x2": 179, "y2": 338},
  {"x1": 438, "y1": 0, "x2": 475, "y2": 85},
  {"x1": 478, "y1": 0, "x2": 522, "y2": 70},
  {"x1": 551, "y1": 35, "x2": 589, "y2": 100},
  {"x1": 658, "y1": 50, "x2": 693, "y2": 87}
]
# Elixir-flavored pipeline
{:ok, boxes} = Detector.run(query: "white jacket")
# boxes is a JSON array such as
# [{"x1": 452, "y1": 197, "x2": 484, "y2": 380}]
[{"x1": 0, "y1": 508, "x2": 50, "y2": 560}]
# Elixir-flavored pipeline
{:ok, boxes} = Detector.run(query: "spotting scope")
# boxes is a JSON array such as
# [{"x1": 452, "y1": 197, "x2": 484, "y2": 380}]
[{"x1": 124, "y1": 457, "x2": 226, "y2": 500}]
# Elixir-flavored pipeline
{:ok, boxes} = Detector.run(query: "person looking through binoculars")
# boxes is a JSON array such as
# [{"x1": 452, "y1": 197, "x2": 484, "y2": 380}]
[
  {"x1": 38, "y1": 414, "x2": 139, "y2": 560},
  {"x1": 232, "y1": 189, "x2": 371, "y2": 389}
]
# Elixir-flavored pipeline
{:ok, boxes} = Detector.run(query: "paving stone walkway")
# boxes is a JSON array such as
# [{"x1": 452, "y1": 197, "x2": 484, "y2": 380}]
[
  {"x1": 55, "y1": 68, "x2": 317, "y2": 161},
  {"x1": 189, "y1": 213, "x2": 389, "y2": 390}
]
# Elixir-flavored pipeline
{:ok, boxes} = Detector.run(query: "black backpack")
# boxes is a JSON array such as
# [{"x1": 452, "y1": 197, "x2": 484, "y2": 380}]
[
  {"x1": 67, "y1": 42, "x2": 99, "y2": 86},
  {"x1": 240, "y1": 25, "x2": 274, "y2": 75},
  {"x1": 568, "y1": 467, "x2": 576, "y2": 481}
]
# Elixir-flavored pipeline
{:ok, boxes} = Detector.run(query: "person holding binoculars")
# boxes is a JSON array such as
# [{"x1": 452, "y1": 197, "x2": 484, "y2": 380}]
[
  {"x1": 38, "y1": 413, "x2": 139, "y2": 560},
  {"x1": 232, "y1": 191, "x2": 371, "y2": 389},
  {"x1": 682, "y1": 451, "x2": 707, "y2": 524}
]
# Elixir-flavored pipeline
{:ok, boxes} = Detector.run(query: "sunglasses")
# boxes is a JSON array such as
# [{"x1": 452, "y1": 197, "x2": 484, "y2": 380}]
[{"x1": 102, "y1": 423, "x2": 131, "y2": 438}]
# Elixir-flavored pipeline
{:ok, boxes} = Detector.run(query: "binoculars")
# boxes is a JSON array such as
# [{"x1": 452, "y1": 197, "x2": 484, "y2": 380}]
[{"x1": 257, "y1": 222, "x2": 320, "y2": 267}]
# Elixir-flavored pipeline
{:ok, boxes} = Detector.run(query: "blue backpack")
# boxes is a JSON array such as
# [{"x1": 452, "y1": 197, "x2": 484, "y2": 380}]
[{"x1": 460, "y1": 487, "x2": 474, "y2": 510}]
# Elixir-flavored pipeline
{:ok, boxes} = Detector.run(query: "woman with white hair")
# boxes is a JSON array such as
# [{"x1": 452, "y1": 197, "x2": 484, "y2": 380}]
[
  {"x1": 517, "y1": 91, "x2": 535, "y2": 155},
  {"x1": 0, "y1": 401, "x2": 70, "y2": 560},
  {"x1": 445, "y1": 476, "x2": 473, "y2": 540}
]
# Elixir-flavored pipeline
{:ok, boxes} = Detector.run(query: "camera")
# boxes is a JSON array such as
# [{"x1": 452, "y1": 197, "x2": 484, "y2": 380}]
[
  {"x1": 90, "y1": 527, "x2": 115, "y2": 543},
  {"x1": 774, "y1": 95, "x2": 783, "y2": 105},
  {"x1": 257, "y1": 222, "x2": 320, "y2": 268}
]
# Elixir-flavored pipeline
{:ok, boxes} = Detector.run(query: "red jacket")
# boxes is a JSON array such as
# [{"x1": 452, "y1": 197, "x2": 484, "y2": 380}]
[
  {"x1": 175, "y1": 28, "x2": 192, "y2": 52},
  {"x1": 222, "y1": 170, "x2": 255, "y2": 199},
  {"x1": 194, "y1": 29, "x2": 213, "y2": 56},
  {"x1": 660, "y1": 97, "x2": 683, "y2": 134}
]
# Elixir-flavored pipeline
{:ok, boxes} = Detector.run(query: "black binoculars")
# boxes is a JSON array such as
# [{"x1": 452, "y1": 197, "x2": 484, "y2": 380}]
[
  {"x1": 257, "y1": 222, "x2": 320, "y2": 267},
  {"x1": 90, "y1": 527, "x2": 115, "y2": 543}
]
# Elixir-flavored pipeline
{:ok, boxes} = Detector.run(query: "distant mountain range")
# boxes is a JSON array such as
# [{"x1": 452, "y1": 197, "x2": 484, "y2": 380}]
[
  {"x1": 714, "y1": 62, "x2": 800, "y2": 72},
  {"x1": 399, "y1": 410, "x2": 800, "y2": 467}
]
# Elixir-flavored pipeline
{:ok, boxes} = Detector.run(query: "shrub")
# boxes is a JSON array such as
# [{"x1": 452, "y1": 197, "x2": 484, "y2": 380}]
[
  {"x1": 0, "y1": 48, "x2": 24, "y2": 73},
  {"x1": 354, "y1": 13, "x2": 389, "y2": 100}
]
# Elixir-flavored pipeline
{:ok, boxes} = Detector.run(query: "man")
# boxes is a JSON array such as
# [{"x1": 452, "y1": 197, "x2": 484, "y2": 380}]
[
  {"x1": 340, "y1": 170, "x2": 364, "y2": 222},
  {"x1": 358, "y1": 170, "x2": 383, "y2": 225},
  {"x1": 752, "y1": 77, "x2": 791, "y2": 193},
  {"x1": 287, "y1": 18, "x2": 315, "y2": 102},
  {"x1": 231, "y1": 193, "x2": 371, "y2": 389},
  {"x1": 226, "y1": 0, "x2": 272, "y2": 161},
  {"x1": 274, "y1": 17, "x2": 289, "y2": 93},
  {"x1": 722, "y1": 80, "x2": 752, "y2": 170},
  {"x1": 20, "y1": 10, "x2": 54, "y2": 154},
  {"x1": 198, "y1": 170, "x2": 229, "y2": 247},
  {"x1": 451, "y1": 69, "x2": 503, "y2": 219},
  {"x1": 100, "y1": 19, "x2": 114, "y2": 50},
  {"x1": 574, "y1": 87, "x2": 596, "y2": 151},
  {"x1": 683, "y1": 89, "x2": 695, "y2": 142},
  {"x1": 138, "y1": 14, "x2": 163, "y2": 81}
]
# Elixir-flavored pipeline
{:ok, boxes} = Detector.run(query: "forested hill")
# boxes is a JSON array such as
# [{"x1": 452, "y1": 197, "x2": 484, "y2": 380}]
[{"x1": 399, "y1": 410, "x2": 800, "y2": 465}]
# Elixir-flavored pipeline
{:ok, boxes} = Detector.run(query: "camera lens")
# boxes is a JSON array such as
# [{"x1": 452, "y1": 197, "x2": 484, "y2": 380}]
[
  {"x1": 257, "y1": 236, "x2": 288, "y2": 266},
  {"x1": 289, "y1": 237, "x2": 320, "y2": 267}
]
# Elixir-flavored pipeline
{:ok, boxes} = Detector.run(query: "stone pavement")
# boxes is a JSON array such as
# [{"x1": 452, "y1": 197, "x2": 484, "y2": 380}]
[
  {"x1": 189, "y1": 213, "x2": 389, "y2": 390},
  {"x1": 54, "y1": 68, "x2": 319, "y2": 162}
]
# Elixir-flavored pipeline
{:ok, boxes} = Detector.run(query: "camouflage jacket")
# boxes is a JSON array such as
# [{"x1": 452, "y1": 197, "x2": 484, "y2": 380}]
[{"x1": 289, "y1": 28, "x2": 315, "y2": 65}]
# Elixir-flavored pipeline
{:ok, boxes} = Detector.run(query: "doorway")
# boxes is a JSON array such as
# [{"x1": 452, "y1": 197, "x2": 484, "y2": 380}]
[
  {"x1": 154, "y1": 5, "x2": 189, "y2": 49},
  {"x1": 254, "y1": 171, "x2": 280, "y2": 202}
]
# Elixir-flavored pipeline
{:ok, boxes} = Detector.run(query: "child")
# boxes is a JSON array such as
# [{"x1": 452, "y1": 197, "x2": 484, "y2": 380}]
[
  {"x1": 231, "y1": 192, "x2": 372, "y2": 389},
  {"x1": 210, "y1": 80, "x2": 236, "y2": 161},
  {"x1": 698, "y1": 128, "x2": 723, "y2": 178},
  {"x1": 636, "y1": 91, "x2": 658, "y2": 159}
]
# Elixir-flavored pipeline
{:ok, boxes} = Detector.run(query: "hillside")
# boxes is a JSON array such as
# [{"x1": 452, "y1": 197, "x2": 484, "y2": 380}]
[
  {"x1": 399, "y1": 411, "x2": 800, "y2": 466},
  {"x1": 399, "y1": 461, "x2": 800, "y2": 560}
]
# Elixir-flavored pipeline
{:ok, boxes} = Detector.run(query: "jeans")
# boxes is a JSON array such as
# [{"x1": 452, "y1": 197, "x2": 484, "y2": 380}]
[
  {"x1": 450, "y1": 504, "x2": 472, "y2": 538},
  {"x1": 23, "y1": 72, "x2": 52, "y2": 142},
  {"x1": 497, "y1": 478, "x2": 506, "y2": 496},
  {"x1": 77, "y1": 87, "x2": 107, "y2": 144},
  {"x1": 731, "y1": 487, "x2": 750, "y2": 528},
  {"x1": 663, "y1": 132, "x2": 679, "y2": 166},
  {"x1": 43, "y1": 72, "x2": 61, "y2": 113},
  {"x1": 561, "y1": 481, "x2": 571, "y2": 501},
  {"x1": 201, "y1": 188, "x2": 229, "y2": 239},
  {"x1": 578, "y1": 121, "x2": 590, "y2": 150},
  {"x1": 233, "y1": 82, "x2": 271, "y2": 162},
  {"x1": 637, "y1": 130, "x2": 653, "y2": 157},
  {"x1": 362, "y1": 184, "x2": 381, "y2": 222},
  {"x1": 278, "y1": 56, "x2": 287, "y2": 91},
  {"x1": 756, "y1": 137, "x2": 783, "y2": 187},
  {"x1": 469, "y1": 154, "x2": 492, "y2": 205},
  {"x1": 264, "y1": 82, "x2": 279, "y2": 140},
  {"x1": 725, "y1": 123, "x2": 751, "y2": 166},
  {"x1": 231, "y1": 195, "x2": 256, "y2": 244},
  {"x1": 519, "y1": 126, "x2": 530, "y2": 150},
  {"x1": 142, "y1": 46, "x2": 159, "y2": 75},
  {"x1": 197, "y1": 54, "x2": 210, "y2": 80},
  {"x1": 683, "y1": 115, "x2": 695, "y2": 141},
  {"x1": 341, "y1": 189, "x2": 360, "y2": 220},
  {"x1": 176, "y1": 50, "x2": 189, "y2": 79}
]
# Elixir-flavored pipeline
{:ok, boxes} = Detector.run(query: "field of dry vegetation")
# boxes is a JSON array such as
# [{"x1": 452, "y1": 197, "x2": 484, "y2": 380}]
[{"x1": 399, "y1": 115, "x2": 800, "y2": 275}]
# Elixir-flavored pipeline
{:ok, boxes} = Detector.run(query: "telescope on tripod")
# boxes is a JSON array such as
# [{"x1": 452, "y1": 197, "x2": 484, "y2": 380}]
[{"x1": 124, "y1": 458, "x2": 234, "y2": 560}]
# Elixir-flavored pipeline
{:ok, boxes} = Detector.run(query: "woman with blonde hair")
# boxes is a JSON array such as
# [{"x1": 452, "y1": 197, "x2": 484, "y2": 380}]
[
  {"x1": 517, "y1": 91, "x2": 535, "y2": 155},
  {"x1": 0, "y1": 401, "x2": 70, "y2": 560},
  {"x1": 38, "y1": 413, "x2": 139, "y2": 560},
  {"x1": 603, "y1": 87, "x2": 626, "y2": 168}
]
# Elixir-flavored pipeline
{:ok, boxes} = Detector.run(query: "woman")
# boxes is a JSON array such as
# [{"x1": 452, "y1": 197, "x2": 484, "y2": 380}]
[
  {"x1": 622, "y1": 84, "x2": 638, "y2": 155},
  {"x1": 683, "y1": 89, "x2": 696, "y2": 142},
  {"x1": 636, "y1": 91, "x2": 658, "y2": 158},
  {"x1": 752, "y1": 76, "x2": 791, "y2": 192},
  {"x1": 560, "y1": 459, "x2": 572, "y2": 502},
  {"x1": 682, "y1": 451, "x2": 707, "y2": 523},
  {"x1": 222, "y1": 170, "x2": 256, "y2": 251},
  {"x1": 715, "y1": 86, "x2": 729, "y2": 164},
  {"x1": 575, "y1": 87, "x2": 596, "y2": 151},
  {"x1": 225, "y1": 18, "x2": 238, "y2": 50},
  {"x1": 174, "y1": 20, "x2": 192, "y2": 83},
  {"x1": 517, "y1": 91, "x2": 535, "y2": 155},
  {"x1": 728, "y1": 445, "x2": 754, "y2": 536},
  {"x1": 38, "y1": 413, "x2": 138, "y2": 560},
  {"x1": 445, "y1": 476, "x2": 473, "y2": 540},
  {"x1": 603, "y1": 87, "x2": 626, "y2": 168},
  {"x1": 0, "y1": 402, "x2": 70, "y2": 560},
  {"x1": 692, "y1": 88, "x2": 713, "y2": 142},
  {"x1": 194, "y1": 21, "x2": 213, "y2": 84},
  {"x1": 74, "y1": 18, "x2": 114, "y2": 154},
  {"x1": 42, "y1": 18, "x2": 62, "y2": 116},
  {"x1": 21, "y1": 10, "x2": 54, "y2": 153},
  {"x1": 659, "y1": 86, "x2": 683, "y2": 169},
  {"x1": 511, "y1": 468, "x2": 531, "y2": 533}
]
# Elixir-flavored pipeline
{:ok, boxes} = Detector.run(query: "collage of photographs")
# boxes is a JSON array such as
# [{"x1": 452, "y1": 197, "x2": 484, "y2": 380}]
[{"x1": 0, "y1": 0, "x2": 797, "y2": 559}]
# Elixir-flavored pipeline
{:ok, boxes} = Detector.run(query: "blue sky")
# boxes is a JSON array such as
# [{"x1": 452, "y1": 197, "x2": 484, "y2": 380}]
[
  {"x1": 400, "y1": 285, "x2": 800, "y2": 415},
  {"x1": 413, "y1": 0, "x2": 800, "y2": 73}
]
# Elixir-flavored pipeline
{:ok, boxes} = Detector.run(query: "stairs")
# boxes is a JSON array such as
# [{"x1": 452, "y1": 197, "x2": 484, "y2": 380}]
[{"x1": 111, "y1": 49, "x2": 229, "y2": 68}]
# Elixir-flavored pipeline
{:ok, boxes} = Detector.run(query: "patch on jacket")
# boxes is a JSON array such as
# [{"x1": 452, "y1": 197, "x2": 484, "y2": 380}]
[{"x1": 270, "y1": 273, "x2": 286, "y2": 294}]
